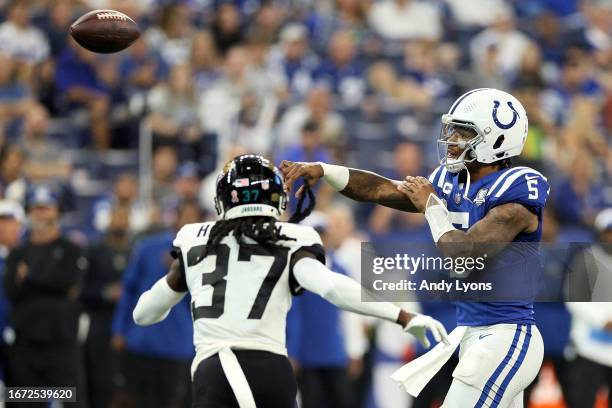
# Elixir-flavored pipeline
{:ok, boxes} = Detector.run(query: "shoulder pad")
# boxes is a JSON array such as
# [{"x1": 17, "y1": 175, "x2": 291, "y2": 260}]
[
  {"x1": 428, "y1": 165, "x2": 448, "y2": 192},
  {"x1": 486, "y1": 167, "x2": 549, "y2": 212},
  {"x1": 173, "y1": 221, "x2": 215, "y2": 248},
  {"x1": 276, "y1": 223, "x2": 323, "y2": 247}
]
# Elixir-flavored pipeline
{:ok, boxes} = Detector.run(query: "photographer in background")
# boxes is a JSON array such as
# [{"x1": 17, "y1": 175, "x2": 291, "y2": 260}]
[{"x1": 3, "y1": 186, "x2": 87, "y2": 402}]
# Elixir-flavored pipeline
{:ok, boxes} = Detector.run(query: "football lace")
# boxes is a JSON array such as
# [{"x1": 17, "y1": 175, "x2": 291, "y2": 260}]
[{"x1": 96, "y1": 12, "x2": 128, "y2": 21}]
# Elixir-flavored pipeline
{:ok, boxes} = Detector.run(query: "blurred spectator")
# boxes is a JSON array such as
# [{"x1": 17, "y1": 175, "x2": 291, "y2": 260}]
[
  {"x1": 532, "y1": 12, "x2": 568, "y2": 66},
  {"x1": 577, "y1": 1, "x2": 612, "y2": 53},
  {"x1": 369, "y1": 142, "x2": 428, "y2": 235},
  {"x1": 398, "y1": 42, "x2": 459, "y2": 108},
  {"x1": 313, "y1": 30, "x2": 366, "y2": 107},
  {"x1": 445, "y1": 0, "x2": 512, "y2": 32},
  {"x1": 173, "y1": 162, "x2": 200, "y2": 203},
  {"x1": 120, "y1": 37, "x2": 168, "y2": 96},
  {"x1": 565, "y1": 209, "x2": 612, "y2": 407},
  {"x1": 247, "y1": 2, "x2": 285, "y2": 44},
  {"x1": 55, "y1": 38, "x2": 114, "y2": 149},
  {"x1": 368, "y1": 0, "x2": 442, "y2": 42},
  {"x1": 470, "y1": 8, "x2": 533, "y2": 77},
  {"x1": 541, "y1": 49, "x2": 602, "y2": 127},
  {"x1": 190, "y1": 31, "x2": 220, "y2": 94},
  {"x1": 552, "y1": 153, "x2": 606, "y2": 227},
  {"x1": 83, "y1": 205, "x2": 132, "y2": 408},
  {"x1": 277, "y1": 86, "x2": 345, "y2": 153},
  {"x1": 306, "y1": 0, "x2": 371, "y2": 55},
  {"x1": 0, "y1": 145, "x2": 26, "y2": 204},
  {"x1": 18, "y1": 104, "x2": 72, "y2": 184},
  {"x1": 281, "y1": 120, "x2": 332, "y2": 165},
  {"x1": 37, "y1": 0, "x2": 74, "y2": 58},
  {"x1": 199, "y1": 46, "x2": 250, "y2": 137},
  {"x1": 111, "y1": 200, "x2": 200, "y2": 408},
  {"x1": 267, "y1": 23, "x2": 318, "y2": 99},
  {"x1": 3, "y1": 186, "x2": 87, "y2": 399},
  {"x1": 211, "y1": 2, "x2": 245, "y2": 55},
  {"x1": 145, "y1": 2, "x2": 193, "y2": 66},
  {"x1": 146, "y1": 63, "x2": 202, "y2": 147},
  {"x1": 93, "y1": 173, "x2": 150, "y2": 235},
  {"x1": 0, "y1": 0, "x2": 49, "y2": 65},
  {"x1": 0, "y1": 53, "x2": 35, "y2": 136},
  {"x1": 0, "y1": 200, "x2": 24, "y2": 385},
  {"x1": 152, "y1": 146, "x2": 178, "y2": 206}
]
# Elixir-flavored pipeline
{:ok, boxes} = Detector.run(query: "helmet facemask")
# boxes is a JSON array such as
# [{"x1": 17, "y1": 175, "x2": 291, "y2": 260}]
[{"x1": 438, "y1": 114, "x2": 484, "y2": 173}]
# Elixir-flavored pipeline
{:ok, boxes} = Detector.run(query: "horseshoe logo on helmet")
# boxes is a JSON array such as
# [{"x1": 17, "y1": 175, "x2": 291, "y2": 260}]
[{"x1": 492, "y1": 100, "x2": 520, "y2": 129}]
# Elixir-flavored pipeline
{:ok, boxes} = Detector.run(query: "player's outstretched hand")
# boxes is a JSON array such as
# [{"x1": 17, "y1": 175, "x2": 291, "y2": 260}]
[
  {"x1": 403, "y1": 314, "x2": 449, "y2": 348},
  {"x1": 279, "y1": 160, "x2": 324, "y2": 198}
]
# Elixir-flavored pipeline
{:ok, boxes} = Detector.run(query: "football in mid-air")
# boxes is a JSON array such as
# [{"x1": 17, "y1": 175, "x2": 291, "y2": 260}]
[{"x1": 70, "y1": 9, "x2": 140, "y2": 54}]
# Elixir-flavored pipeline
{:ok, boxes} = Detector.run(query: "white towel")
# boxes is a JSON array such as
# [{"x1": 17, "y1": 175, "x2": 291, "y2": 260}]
[
  {"x1": 218, "y1": 348, "x2": 257, "y2": 408},
  {"x1": 391, "y1": 326, "x2": 467, "y2": 397}
]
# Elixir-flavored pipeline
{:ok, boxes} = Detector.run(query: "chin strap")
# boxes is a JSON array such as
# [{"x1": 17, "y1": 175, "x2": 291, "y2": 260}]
[
  {"x1": 424, "y1": 193, "x2": 457, "y2": 244},
  {"x1": 462, "y1": 169, "x2": 472, "y2": 201}
]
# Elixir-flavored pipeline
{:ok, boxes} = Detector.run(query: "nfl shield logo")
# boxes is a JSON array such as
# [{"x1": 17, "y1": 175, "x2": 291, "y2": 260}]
[
  {"x1": 474, "y1": 188, "x2": 488, "y2": 206},
  {"x1": 454, "y1": 193, "x2": 461, "y2": 204},
  {"x1": 261, "y1": 180, "x2": 270, "y2": 190}
]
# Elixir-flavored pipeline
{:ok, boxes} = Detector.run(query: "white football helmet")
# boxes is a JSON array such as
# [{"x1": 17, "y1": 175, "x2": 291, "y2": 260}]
[{"x1": 438, "y1": 88, "x2": 528, "y2": 173}]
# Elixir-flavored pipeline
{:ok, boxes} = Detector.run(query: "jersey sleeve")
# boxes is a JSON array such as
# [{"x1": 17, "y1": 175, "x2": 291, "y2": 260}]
[
  {"x1": 486, "y1": 168, "x2": 549, "y2": 216},
  {"x1": 283, "y1": 224, "x2": 326, "y2": 295},
  {"x1": 428, "y1": 165, "x2": 446, "y2": 197}
]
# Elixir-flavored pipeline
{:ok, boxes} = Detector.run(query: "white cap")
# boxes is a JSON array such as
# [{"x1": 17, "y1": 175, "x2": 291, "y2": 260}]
[
  {"x1": 0, "y1": 200, "x2": 25, "y2": 223},
  {"x1": 280, "y1": 23, "x2": 307, "y2": 43},
  {"x1": 594, "y1": 208, "x2": 612, "y2": 232}
]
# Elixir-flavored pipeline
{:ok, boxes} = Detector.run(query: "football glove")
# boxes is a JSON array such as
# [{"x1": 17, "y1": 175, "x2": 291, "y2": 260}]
[{"x1": 404, "y1": 314, "x2": 449, "y2": 348}]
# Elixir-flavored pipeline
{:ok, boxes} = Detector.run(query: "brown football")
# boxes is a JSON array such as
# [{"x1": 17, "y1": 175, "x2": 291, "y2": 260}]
[{"x1": 70, "y1": 9, "x2": 140, "y2": 54}]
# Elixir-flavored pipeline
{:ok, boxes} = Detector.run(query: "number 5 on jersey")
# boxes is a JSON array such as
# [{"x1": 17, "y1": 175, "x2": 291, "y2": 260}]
[{"x1": 525, "y1": 175, "x2": 538, "y2": 199}]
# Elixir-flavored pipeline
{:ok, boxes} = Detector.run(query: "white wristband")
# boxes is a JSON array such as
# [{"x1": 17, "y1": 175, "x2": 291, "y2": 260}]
[
  {"x1": 424, "y1": 193, "x2": 456, "y2": 244},
  {"x1": 319, "y1": 162, "x2": 350, "y2": 191}
]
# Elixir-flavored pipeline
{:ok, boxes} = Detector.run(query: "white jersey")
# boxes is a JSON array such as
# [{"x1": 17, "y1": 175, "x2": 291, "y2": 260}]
[{"x1": 172, "y1": 221, "x2": 324, "y2": 374}]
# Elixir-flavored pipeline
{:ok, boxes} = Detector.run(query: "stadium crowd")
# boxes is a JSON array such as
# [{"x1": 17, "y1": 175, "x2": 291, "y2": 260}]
[{"x1": 0, "y1": 0, "x2": 611, "y2": 407}]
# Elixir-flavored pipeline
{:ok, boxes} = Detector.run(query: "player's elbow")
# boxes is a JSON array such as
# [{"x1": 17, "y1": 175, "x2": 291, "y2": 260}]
[
  {"x1": 132, "y1": 305, "x2": 151, "y2": 326},
  {"x1": 132, "y1": 294, "x2": 159, "y2": 326}
]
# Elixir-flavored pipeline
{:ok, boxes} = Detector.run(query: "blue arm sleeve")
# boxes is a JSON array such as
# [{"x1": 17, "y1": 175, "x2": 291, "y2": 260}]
[{"x1": 112, "y1": 243, "x2": 144, "y2": 336}]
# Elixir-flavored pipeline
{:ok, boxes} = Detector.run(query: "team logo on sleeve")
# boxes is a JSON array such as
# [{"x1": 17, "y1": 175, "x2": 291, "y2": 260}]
[{"x1": 474, "y1": 188, "x2": 488, "y2": 206}]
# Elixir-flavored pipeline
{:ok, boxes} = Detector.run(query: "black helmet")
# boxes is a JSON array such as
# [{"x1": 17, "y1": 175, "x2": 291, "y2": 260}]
[{"x1": 214, "y1": 155, "x2": 287, "y2": 220}]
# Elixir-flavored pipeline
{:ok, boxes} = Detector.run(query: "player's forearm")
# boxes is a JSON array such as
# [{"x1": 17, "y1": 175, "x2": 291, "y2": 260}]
[
  {"x1": 321, "y1": 164, "x2": 417, "y2": 212},
  {"x1": 293, "y1": 257, "x2": 401, "y2": 323},
  {"x1": 133, "y1": 277, "x2": 186, "y2": 326}
]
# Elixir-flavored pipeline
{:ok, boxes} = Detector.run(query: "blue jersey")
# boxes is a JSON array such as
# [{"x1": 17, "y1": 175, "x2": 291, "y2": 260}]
[{"x1": 428, "y1": 165, "x2": 550, "y2": 326}]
